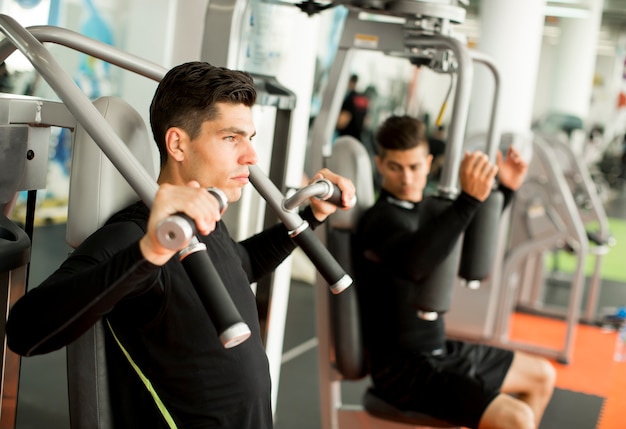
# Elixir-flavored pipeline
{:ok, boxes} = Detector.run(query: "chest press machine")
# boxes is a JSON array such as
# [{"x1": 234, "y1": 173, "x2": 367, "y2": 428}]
[
  {"x1": 306, "y1": 1, "x2": 511, "y2": 428},
  {"x1": 511, "y1": 131, "x2": 613, "y2": 325}
]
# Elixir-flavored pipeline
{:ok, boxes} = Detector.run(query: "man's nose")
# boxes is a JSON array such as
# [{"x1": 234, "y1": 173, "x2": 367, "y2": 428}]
[
  {"x1": 401, "y1": 169, "x2": 413, "y2": 183},
  {"x1": 241, "y1": 140, "x2": 258, "y2": 165}
]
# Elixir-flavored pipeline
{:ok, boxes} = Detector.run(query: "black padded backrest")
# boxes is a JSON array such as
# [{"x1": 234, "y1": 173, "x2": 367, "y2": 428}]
[
  {"x1": 324, "y1": 135, "x2": 375, "y2": 380},
  {"x1": 65, "y1": 96, "x2": 157, "y2": 429}
]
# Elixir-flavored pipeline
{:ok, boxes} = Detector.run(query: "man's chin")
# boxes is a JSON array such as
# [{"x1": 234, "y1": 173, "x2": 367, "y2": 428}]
[
  {"x1": 399, "y1": 191, "x2": 421, "y2": 202},
  {"x1": 398, "y1": 190, "x2": 413, "y2": 199},
  {"x1": 227, "y1": 188, "x2": 243, "y2": 203}
]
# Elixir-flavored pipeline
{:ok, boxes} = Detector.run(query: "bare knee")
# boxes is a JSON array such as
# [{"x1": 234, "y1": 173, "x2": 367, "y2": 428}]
[
  {"x1": 503, "y1": 352, "x2": 556, "y2": 399},
  {"x1": 507, "y1": 403, "x2": 535, "y2": 429},
  {"x1": 479, "y1": 394, "x2": 536, "y2": 429},
  {"x1": 535, "y1": 357, "x2": 556, "y2": 396}
]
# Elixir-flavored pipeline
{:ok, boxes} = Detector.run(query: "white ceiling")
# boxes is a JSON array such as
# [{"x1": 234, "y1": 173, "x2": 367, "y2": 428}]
[{"x1": 465, "y1": 0, "x2": 626, "y2": 33}]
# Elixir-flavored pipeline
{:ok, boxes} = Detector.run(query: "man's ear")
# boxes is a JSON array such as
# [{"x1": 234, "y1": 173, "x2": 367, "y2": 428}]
[
  {"x1": 426, "y1": 154, "x2": 434, "y2": 172},
  {"x1": 374, "y1": 155, "x2": 382, "y2": 173},
  {"x1": 165, "y1": 128, "x2": 186, "y2": 162}
]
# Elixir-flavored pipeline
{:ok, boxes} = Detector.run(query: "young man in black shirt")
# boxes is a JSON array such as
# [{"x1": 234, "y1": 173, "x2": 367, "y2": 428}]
[
  {"x1": 336, "y1": 73, "x2": 369, "y2": 141},
  {"x1": 6, "y1": 62, "x2": 355, "y2": 429},
  {"x1": 355, "y1": 115, "x2": 555, "y2": 429}
]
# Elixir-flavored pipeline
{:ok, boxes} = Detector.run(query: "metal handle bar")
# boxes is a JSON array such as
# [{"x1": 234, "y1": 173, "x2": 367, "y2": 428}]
[
  {"x1": 282, "y1": 178, "x2": 356, "y2": 212},
  {"x1": 250, "y1": 166, "x2": 352, "y2": 294}
]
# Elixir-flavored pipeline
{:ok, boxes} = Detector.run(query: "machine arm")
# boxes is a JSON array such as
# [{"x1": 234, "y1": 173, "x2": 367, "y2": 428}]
[{"x1": 250, "y1": 165, "x2": 353, "y2": 295}]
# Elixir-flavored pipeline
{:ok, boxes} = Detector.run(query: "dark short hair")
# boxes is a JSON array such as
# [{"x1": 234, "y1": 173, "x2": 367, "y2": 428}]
[
  {"x1": 375, "y1": 115, "x2": 429, "y2": 158},
  {"x1": 149, "y1": 61, "x2": 256, "y2": 167}
]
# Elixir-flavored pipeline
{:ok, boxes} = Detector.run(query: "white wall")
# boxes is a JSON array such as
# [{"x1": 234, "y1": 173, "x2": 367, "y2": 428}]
[{"x1": 119, "y1": 0, "x2": 210, "y2": 127}]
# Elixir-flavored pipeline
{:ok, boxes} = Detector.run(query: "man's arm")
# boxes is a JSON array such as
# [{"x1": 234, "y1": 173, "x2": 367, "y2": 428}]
[
  {"x1": 336, "y1": 95, "x2": 354, "y2": 131},
  {"x1": 360, "y1": 193, "x2": 481, "y2": 284},
  {"x1": 6, "y1": 221, "x2": 161, "y2": 356},
  {"x1": 336, "y1": 110, "x2": 352, "y2": 131},
  {"x1": 8, "y1": 179, "x2": 226, "y2": 356},
  {"x1": 360, "y1": 151, "x2": 496, "y2": 284}
]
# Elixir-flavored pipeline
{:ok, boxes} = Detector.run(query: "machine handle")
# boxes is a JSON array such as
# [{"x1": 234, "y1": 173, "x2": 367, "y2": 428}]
[
  {"x1": 179, "y1": 239, "x2": 251, "y2": 348},
  {"x1": 249, "y1": 165, "x2": 353, "y2": 294},
  {"x1": 155, "y1": 187, "x2": 249, "y2": 348},
  {"x1": 283, "y1": 179, "x2": 356, "y2": 212},
  {"x1": 288, "y1": 224, "x2": 351, "y2": 294},
  {"x1": 156, "y1": 187, "x2": 227, "y2": 250}
]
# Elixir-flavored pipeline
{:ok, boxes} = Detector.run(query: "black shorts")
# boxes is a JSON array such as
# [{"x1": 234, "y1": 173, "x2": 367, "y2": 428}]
[{"x1": 370, "y1": 340, "x2": 514, "y2": 429}]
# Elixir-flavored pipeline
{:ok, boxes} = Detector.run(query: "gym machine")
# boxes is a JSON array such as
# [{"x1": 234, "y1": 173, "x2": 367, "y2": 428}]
[
  {"x1": 497, "y1": 134, "x2": 590, "y2": 364},
  {"x1": 200, "y1": 0, "x2": 309, "y2": 410},
  {"x1": 0, "y1": 106, "x2": 55, "y2": 427},
  {"x1": 515, "y1": 131, "x2": 613, "y2": 324},
  {"x1": 445, "y1": 131, "x2": 530, "y2": 342},
  {"x1": 447, "y1": 128, "x2": 612, "y2": 364}
]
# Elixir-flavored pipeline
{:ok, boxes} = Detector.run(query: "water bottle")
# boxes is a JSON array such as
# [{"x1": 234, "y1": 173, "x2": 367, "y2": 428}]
[
  {"x1": 616, "y1": 323, "x2": 626, "y2": 362},
  {"x1": 613, "y1": 307, "x2": 626, "y2": 362}
]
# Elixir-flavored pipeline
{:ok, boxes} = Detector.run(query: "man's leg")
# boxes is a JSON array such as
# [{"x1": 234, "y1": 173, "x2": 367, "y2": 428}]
[
  {"x1": 477, "y1": 393, "x2": 535, "y2": 429},
  {"x1": 498, "y1": 351, "x2": 556, "y2": 427}
]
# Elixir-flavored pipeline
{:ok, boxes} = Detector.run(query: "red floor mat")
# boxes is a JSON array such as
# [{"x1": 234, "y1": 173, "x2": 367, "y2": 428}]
[{"x1": 510, "y1": 312, "x2": 626, "y2": 428}]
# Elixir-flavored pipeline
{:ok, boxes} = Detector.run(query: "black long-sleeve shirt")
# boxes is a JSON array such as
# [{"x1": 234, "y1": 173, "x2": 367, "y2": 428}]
[
  {"x1": 6, "y1": 201, "x2": 320, "y2": 429},
  {"x1": 354, "y1": 187, "x2": 512, "y2": 367}
]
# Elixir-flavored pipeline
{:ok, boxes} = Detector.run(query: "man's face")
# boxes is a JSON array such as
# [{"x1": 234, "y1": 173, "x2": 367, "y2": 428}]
[
  {"x1": 376, "y1": 145, "x2": 432, "y2": 202},
  {"x1": 181, "y1": 102, "x2": 258, "y2": 203}
]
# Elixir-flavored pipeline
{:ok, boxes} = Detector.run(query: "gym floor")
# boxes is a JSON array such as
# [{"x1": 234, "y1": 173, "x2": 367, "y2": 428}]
[{"x1": 9, "y1": 184, "x2": 626, "y2": 429}]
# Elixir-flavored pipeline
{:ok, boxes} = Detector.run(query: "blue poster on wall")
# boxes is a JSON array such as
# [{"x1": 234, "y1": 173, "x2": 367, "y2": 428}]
[
  {"x1": 74, "y1": 0, "x2": 113, "y2": 99},
  {"x1": 12, "y1": 0, "x2": 116, "y2": 225},
  {"x1": 48, "y1": 0, "x2": 114, "y2": 223}
]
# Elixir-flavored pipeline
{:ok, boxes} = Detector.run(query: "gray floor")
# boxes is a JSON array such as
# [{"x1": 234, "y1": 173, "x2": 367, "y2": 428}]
[{"x1": 7, "y1": 184, "x2": 626, "y2": 429}]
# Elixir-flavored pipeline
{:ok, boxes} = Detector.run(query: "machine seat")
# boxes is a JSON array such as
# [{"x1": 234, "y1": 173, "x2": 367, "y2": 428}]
[{"x1": 363, "y1": 388, "x2": 456, "y2": 427}]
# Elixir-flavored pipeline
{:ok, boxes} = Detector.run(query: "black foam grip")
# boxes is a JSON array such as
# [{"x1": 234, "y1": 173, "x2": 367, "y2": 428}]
[
  {"x1": 412, "y1": 196, "x2": 462, "y2": 314},
  {"x1": 324, "y1": 183, "x2": 343, "y2": 207},
  {"x1": 458, "y1": 190, "x2": 504, "y2": 281},
  {"x1": 291, "y1": 227, "x2": 352, "y2": 291},
  {"x1": 315, "y1": 180, "x2": 353, "y2": 209},
  {"x1": 180, "y1": 250, "x2": 247, "y2": 337},
  {"x1": 327, "y1": 228, "x2": 366, "y2": 380}
]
